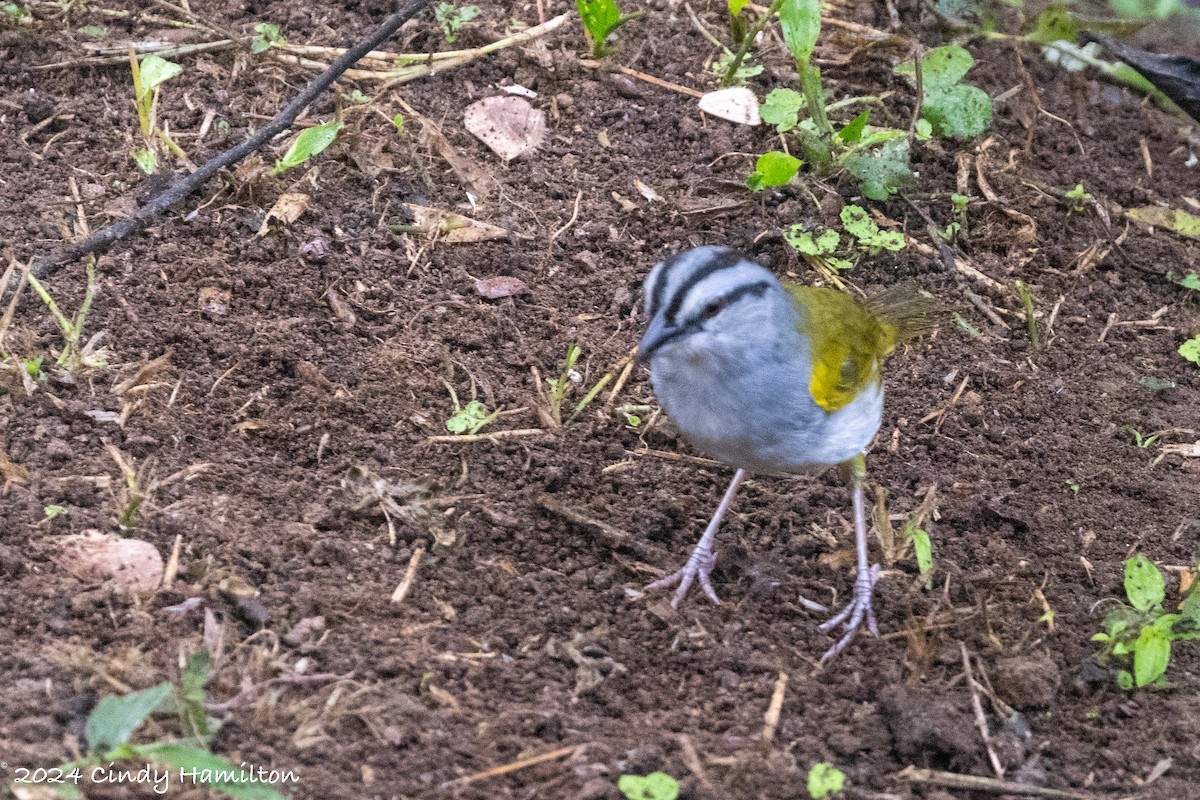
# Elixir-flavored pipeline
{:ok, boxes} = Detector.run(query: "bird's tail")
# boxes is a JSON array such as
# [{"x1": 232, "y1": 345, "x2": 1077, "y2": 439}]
[{"x1": 865, "y1": 284, "x2": 942, "y2": 347}]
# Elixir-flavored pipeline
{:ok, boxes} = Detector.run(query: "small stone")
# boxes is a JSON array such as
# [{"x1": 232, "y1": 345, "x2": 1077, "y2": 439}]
[{"x1": 46, "y1": 438, "x2": 74, "y2": 461}]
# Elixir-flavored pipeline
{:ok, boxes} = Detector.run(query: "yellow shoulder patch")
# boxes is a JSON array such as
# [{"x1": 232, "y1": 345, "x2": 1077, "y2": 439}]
[{"x1": 786, "y1": 285, "x2": 896, "y2": 413}]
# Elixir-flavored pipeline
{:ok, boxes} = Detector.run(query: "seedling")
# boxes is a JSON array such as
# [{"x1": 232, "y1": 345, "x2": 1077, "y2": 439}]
[
  {"x1": 442, "y1": 380, "x2": 500, "y2": 435},
  {"x1": 1168, "y1": 271, "x2": 1200, "y2": 291},
  {"x1": 271, "y1": 120, "x2": 343, "y2": 175},
  {"x1": 906, "y1": 523, "x2": 934, "y2": 589},
  {"x1": 250, "y1": 22, "x2": 285, "y2": 53},
  {"x1": 44, "y1": 504, "x2": 68, "y2": 519},
  {"x1": 1064, "y1": 478, "x2": 1081, "y2": 493},
  {"x1": 618, "y1": 772, "x2": 679, "y2": 800},
  {"x1": 953, "y1": 312, "x2": 982, "y2": 339},
  {"x1": 1179, "y1": 334, "x2": 1200, "y2": 366},
  {"x1": 1065, "y1": 183, "x2": 1092, "y2": 212},
  {"x1": 746, "y1": 151, "x2": 802, "y2": 191},
  {"x1": 26, "y1": 261, "x2": 109, "y2": 371},
  {"x1": 574, "y1": 0, "x2": 642, "y2": 58},
  {"x1": 22, "y1": 355, "x2": 46, "y2": 380},
  {"x1": 539, "y1": 344, "x2": 612, "y2": 427},
  {"x1": 434, "y1": 2, "x2": 481, "y2": 43},
  {"x1": 1092, "y1": 554, "x2": 1200, "y2": 688},
  {"x1": 894, "y1": 45, "x2": 993, "y2": 140},
  {"x1": 391, "y1": 113, "x2": 405, "y2": 134},
  {"x1": 806, "y1": 762, "x2": 846, "y2": 799},
  {"x1": 1119, "y1": 426, "x2": 1164, "y2": 449},
  {"x1": 1, "y1": 2, "x2": 29, "y2": 22},
  {"x1": 19, "y1": 650, "x2": 288, "y2": 799},
  {"x1": 79, "y1": 25, "x2": 107, "y2": 38},
  {"x1": 1015, "y1": 280, "x2": 1039, "y2": 350},
  {"x1": 129, "y1": 52, "x2": 185, "y2": 174}
]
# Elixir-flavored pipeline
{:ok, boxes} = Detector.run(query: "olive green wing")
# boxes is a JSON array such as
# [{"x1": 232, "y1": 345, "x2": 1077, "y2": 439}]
[{"x1": 786, "y1": 284, "x2": 895, "y2": 413}]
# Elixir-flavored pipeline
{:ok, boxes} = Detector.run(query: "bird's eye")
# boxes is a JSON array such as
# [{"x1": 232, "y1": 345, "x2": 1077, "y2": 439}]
[{"x1": 700, "y1": 297, "x2": 727, "y2": 320}]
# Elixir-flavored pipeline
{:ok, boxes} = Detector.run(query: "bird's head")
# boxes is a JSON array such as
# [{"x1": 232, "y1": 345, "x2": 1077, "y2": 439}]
[{"x1": 637, "y1": 246, "x2": 784, "y2": 366}]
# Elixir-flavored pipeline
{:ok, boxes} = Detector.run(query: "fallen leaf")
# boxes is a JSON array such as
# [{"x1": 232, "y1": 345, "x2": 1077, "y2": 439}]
[
  {"x1": 404, "y1": 203, "x2": 509, "y2": 243},
  {"x1": 464, "y1": 96, "x2": 547, "y2": 162},
  {"x1": 474, "y1": 276, "x2": 529, "y2": 299},
  {"x1": 257, "y1": 192, "x2": 311, "y2": 236},
  {"x1": 53, "y1": 530, "x2": 163, "y2": 591},
  {"x1": 1163, "y1": 441, "x2": 1200, "y2": 458},
  {"x1": 698, "y1": 87, "x2": 761, "y2": 125},
  {"x1": 634, "y1": 179, "x2": 664, "y2": 204},
  {"x1": 1126, "y1": 206, "x2": 1200, "y2": 238}
]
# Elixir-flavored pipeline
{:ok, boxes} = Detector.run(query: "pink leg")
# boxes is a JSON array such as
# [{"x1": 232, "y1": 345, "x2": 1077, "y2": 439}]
[
  {"x1": 645, "y1": 469, "x2": 745, "y2": 607},
  {"x1": 818, "y1": 458, "x2": 880, "y2": 664}
]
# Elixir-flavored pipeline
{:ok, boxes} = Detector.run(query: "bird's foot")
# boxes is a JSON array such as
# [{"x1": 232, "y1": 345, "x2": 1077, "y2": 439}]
[
  {"x1": 817, "y1": 564, "x2": 881, "y2": 664},
  {"x1": 644, "y1": 542, "x2": 720, "y2": 608}
]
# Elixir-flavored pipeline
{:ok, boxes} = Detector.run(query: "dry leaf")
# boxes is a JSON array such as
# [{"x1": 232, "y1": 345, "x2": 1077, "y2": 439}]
[
  {"x1": 464, "y1": 96, "x2": 546, "y2": 162},
  {"x1": 698, "y1": 87, "x2": 761, "y2": 126},
  {"x1": 257, "y1": 192, "x2": 311, "y2": 236},
  {"x1": 52, "y1": 530, "x2": 163, "y2": 592},
  {"x1": 635, "y1": 179, "x2": 664, "y2": 204},
  {"x1": 404, "y1": 203, "x2": 509, "y2": 243},
  {"x1": 474, "y1": 276, "x2": 529, "y2": 299},
  {"x1": 1163, "y1": 441, "x2": 1200, "y2": 458}
]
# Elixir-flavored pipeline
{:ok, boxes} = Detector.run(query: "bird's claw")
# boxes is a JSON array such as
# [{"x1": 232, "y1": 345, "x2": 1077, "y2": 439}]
[
  {"x1": 644, "y1": 546, "x2": 720, "y2": 608},
  {"x1": 817, "y1": 563, "x2": 881, "y2": 664}
]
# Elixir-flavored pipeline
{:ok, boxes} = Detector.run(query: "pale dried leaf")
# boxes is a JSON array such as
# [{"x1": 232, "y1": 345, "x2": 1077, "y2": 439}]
[
  {"x1": 1163, "y1": 441, "x2": 1200, "y2": 458},
  {"x1": 257, "y1": 192, "x2": 311, "y2": 236},
  {"x1": 698, "y1": 87, "x2": 761, "y2": 125},
  {"x1": 463, "y1": 96, "x2": 546, "y2": 162},
  {"x1": 474, "y1": 276, "x2": 529, "y2": 299},
  {"x1": 404, "y1": 203, "x2": 509, "y2": 243},
  {"x1": 635, "y1": 179, "x2": 664, "y2": 204}
]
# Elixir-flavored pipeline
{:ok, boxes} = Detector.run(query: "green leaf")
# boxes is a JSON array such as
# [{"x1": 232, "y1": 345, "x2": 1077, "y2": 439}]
[
  {"x1": 910, "y1": 527, "x2": 933, "y2": 588},
  {"x1": 133, "y1": 743, "x2": 289, "y2": 800},
  {"x1": 1179, "y1": 335, "x2": 1200, "y2": 365},
  {"x1": 44, "y1": 504, "x2": 68, "y2": 518},
  {"x1": 806, "y1": 762, "x2": 846, "y2": 799},
  {"x1": 434, "y1": 2, "x2": 481, "y2": 43},
  {"x1": 914, "y1": 118, "x2": 933, "y2": 140},
  {"x1": 392, "y1": 113, "x2": 405, "y2": 134},
  {"x1": 575, "y1": 0, "x2": 620, "y2": 50},
  {"x1": 760, "y1": 87, "x2": 803, "y2": 132},
  {"x1": 1117, "y1": 669, "x2": 1134, "y2": 690},
  {"x1": 1128, "y1": 206, "x2": 1200, "y2": 238},
  {"x1": 924, "y1": 83, "x2": 992, "y2": 139},
  {"x1": 250, "y1": 22, "x2": 284, "y2": 53},
  {"x1": 1169, "y1": 271, "x2": 1200, "y2": 291},
  {"x1": 85, "y1": 683, "x2": 173, "y2": 753},
  {"x1": 177, "y1": 650, "x2": 212, "y2": 740},
  {"x1": 896, "y1": 44, "x2": 974, "y2": 91},
  {"x1": 785, "y1": 226, "x2": 840, "y2": 256},
  {"x1": 779, "y1": 0, "x2": 821, "y2": 65},
  {"x1": 835, "y1": 109, "x2": 870, "y2": 144},
  {"x1": 747, "y1": 151, "x2": 802, "y2": 191},
  {"x1": 1024, "y1": 5, "x2": 1079, "y2": 44},
  {"x1": 78, "y1": 25, "x2": 108, "y2": 38},
  {"x1": 446, "y1": 400, "x2": 492, "y2": 434},
  {"x1": 1125, "y1": 554, "x2": 1165, "y2": 612},
  {"x1": 728, "y1": 0, "x2": 751, "y2": 13},
  {"x1": 618, "y1": 771, "x2": 680, "y2": 800},
  {"x1": 272, "y1": 120, "x2": 343, "y2": 175},
  {"x1": 133, "y1": 149, "x2": 157, "y2": 174},
  {"x1": 138, "y1": 54, "x2": 182, "y2": 96},
  {"x1": 843, "y1": 138, "x2": 914, "y2": 200},
  {"x1": 839, "y1": 204, "x2": 877, "y2": 239},
  {"x1": 1133, "y1": 624, "x2": 1171, "y2": 687}
]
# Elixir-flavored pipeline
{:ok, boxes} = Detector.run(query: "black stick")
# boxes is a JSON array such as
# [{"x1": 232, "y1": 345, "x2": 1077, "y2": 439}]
[{"x1": 30, "y1": 0, "x2": 430, "y2": 279}]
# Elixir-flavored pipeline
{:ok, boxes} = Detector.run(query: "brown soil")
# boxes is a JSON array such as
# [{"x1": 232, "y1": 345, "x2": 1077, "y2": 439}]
[{"x1": 3, "y1": 1, "x2": 1200, "y2": 798}]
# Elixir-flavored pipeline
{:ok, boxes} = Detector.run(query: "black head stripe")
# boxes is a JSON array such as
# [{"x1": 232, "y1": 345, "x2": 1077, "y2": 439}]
[
  {"x1": 683, "y1": 280, "x2": 772, "y2": 326},
  {"x1": 664, "y1": 248, "x2": 744, "y2": 325},
  {"x1": 647, "y1": 251, "x2": 688, "y2": 320}
]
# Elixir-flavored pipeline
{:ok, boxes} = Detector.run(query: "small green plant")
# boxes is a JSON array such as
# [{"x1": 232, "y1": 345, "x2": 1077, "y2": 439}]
[
  {"x1": 953, "y1": 312, "x2": 982, "y2": 339},
  {"x1": 443, "y1": 380, "x2": 500, "y2": 435},
  {"x1": 44, "y1": 504, "x2": 68, "y2": 519},
  {"x1": 1064, "y1": 477, "x2": 1081, "y2": 493},
  {"x1": 894, "y1": 45, "x2": 992, "y2": 139},
  {"x1": 1168, "y1": 271, "x2": 1200, "y2": 291},
  {"x1": 1179, "y1": 334, "x2": 1200, "y2": 366},
  {"x1": 391, "y1": 113, "x2": 405, "y2": 134},
  {"x1": 250, "y1": 21, "x2": 285, "y2": 53},
  {"x1": 746, "y1": 150, "x2": 802, "y2": 191},
  {"x1": 541, "y1": 344, "x2": 612, "y2": 427},
  {"x1": 839, "y1": 205, "x2": 905, "y2": 254},
  {"x1": 907, "y1": 524, "x2": 934, "y2": 589},
  {"x1": 342, "y1": 89, "x2": 371, "y2": 104},
  {"x1": 618, "y1": 772, "x2": 679, "y2": 800},
  {"x1": 806, "y1": 762, "x2": 846, "y2": 799},
  {"x1": 18, "y1": 651, "x2": 288, "y2": 799},
  {"x1": 574, "y1": 0, "x2": 642, "y2": 58},
  {"x1": 1119, "y1": 426, "x2": 1164, "y2": 449},
  {"x1": 1093, "y1": 554, "x2": 1200, "y2": 688},
  {"x1": 1, "y1": 2, "x2": 28, "y2": 21},
  {"x1": 1065, "y1": 182, "x2": 1092, "y2": 212},
  {"x1": 272, "y1": 120, "x2": 343, "y2": 175},
  {"x1": 1015, "y1": 280, "x2": 1038, "y2": 350},
  {"x1": 784, "y1": 225, "x2": 852, "y2": 272},
  {"x1": 26, "y1": 261, "x2": 108, "y2": 371},
  {"x1": 434, "y1": 2, "x2": 481, "y2": 43},
  {"x1": 22, "y1": 355, "x2": 45, "y2": 380},
  {"x1": 129, "y1": 53, "x2": 184, "y2": 174},
  {"x1": 78, "y1": 24, "x2": 107, "y2": 38}
]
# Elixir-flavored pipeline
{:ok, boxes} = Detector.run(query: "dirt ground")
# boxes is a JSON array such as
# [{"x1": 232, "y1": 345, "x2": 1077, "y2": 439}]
[{"x1": 3, "y1": 0, "x2": 1200, "y2": 798}]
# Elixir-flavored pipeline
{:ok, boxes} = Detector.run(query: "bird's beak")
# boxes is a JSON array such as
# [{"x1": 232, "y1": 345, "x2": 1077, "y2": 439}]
[{"x1": 636, "y1": 315, "x2": 669, "y2": 366}]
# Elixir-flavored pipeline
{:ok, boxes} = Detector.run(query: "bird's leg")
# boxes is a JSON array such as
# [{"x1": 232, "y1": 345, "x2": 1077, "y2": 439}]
[
  {"x1": 645, "y1": 468, "x2": 745, "y2": 607},
  {"x1": 818, "y1": 454, "x2": 880, "y2": 663}
]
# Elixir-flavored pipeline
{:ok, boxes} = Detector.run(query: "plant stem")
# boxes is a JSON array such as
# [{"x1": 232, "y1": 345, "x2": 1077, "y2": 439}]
[
  {"x1": 720, "y1": 0, "x2": 784, "y2": 87},
  {"x1": 798, "y1": 59, "x2": 832, "y2": 140},
  {"x1": 1015, "y1": 280, "x2": 1038, "y2": 351}
]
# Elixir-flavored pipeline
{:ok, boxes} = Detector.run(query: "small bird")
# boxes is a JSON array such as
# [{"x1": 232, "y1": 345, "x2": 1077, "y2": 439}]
[{"x1": 637, "y1": 246, "x2": 933, "y2": 662}]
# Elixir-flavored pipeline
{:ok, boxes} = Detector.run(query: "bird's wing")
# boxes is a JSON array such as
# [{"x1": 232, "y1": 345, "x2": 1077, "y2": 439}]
[{"x1": 786, "y1": 284, "x2": 895, "y2": 413}]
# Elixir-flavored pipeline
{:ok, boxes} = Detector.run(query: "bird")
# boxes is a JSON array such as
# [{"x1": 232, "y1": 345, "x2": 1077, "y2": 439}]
[{"x1": 636, "y1": 245, "x2": 934, "y2": 662}]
